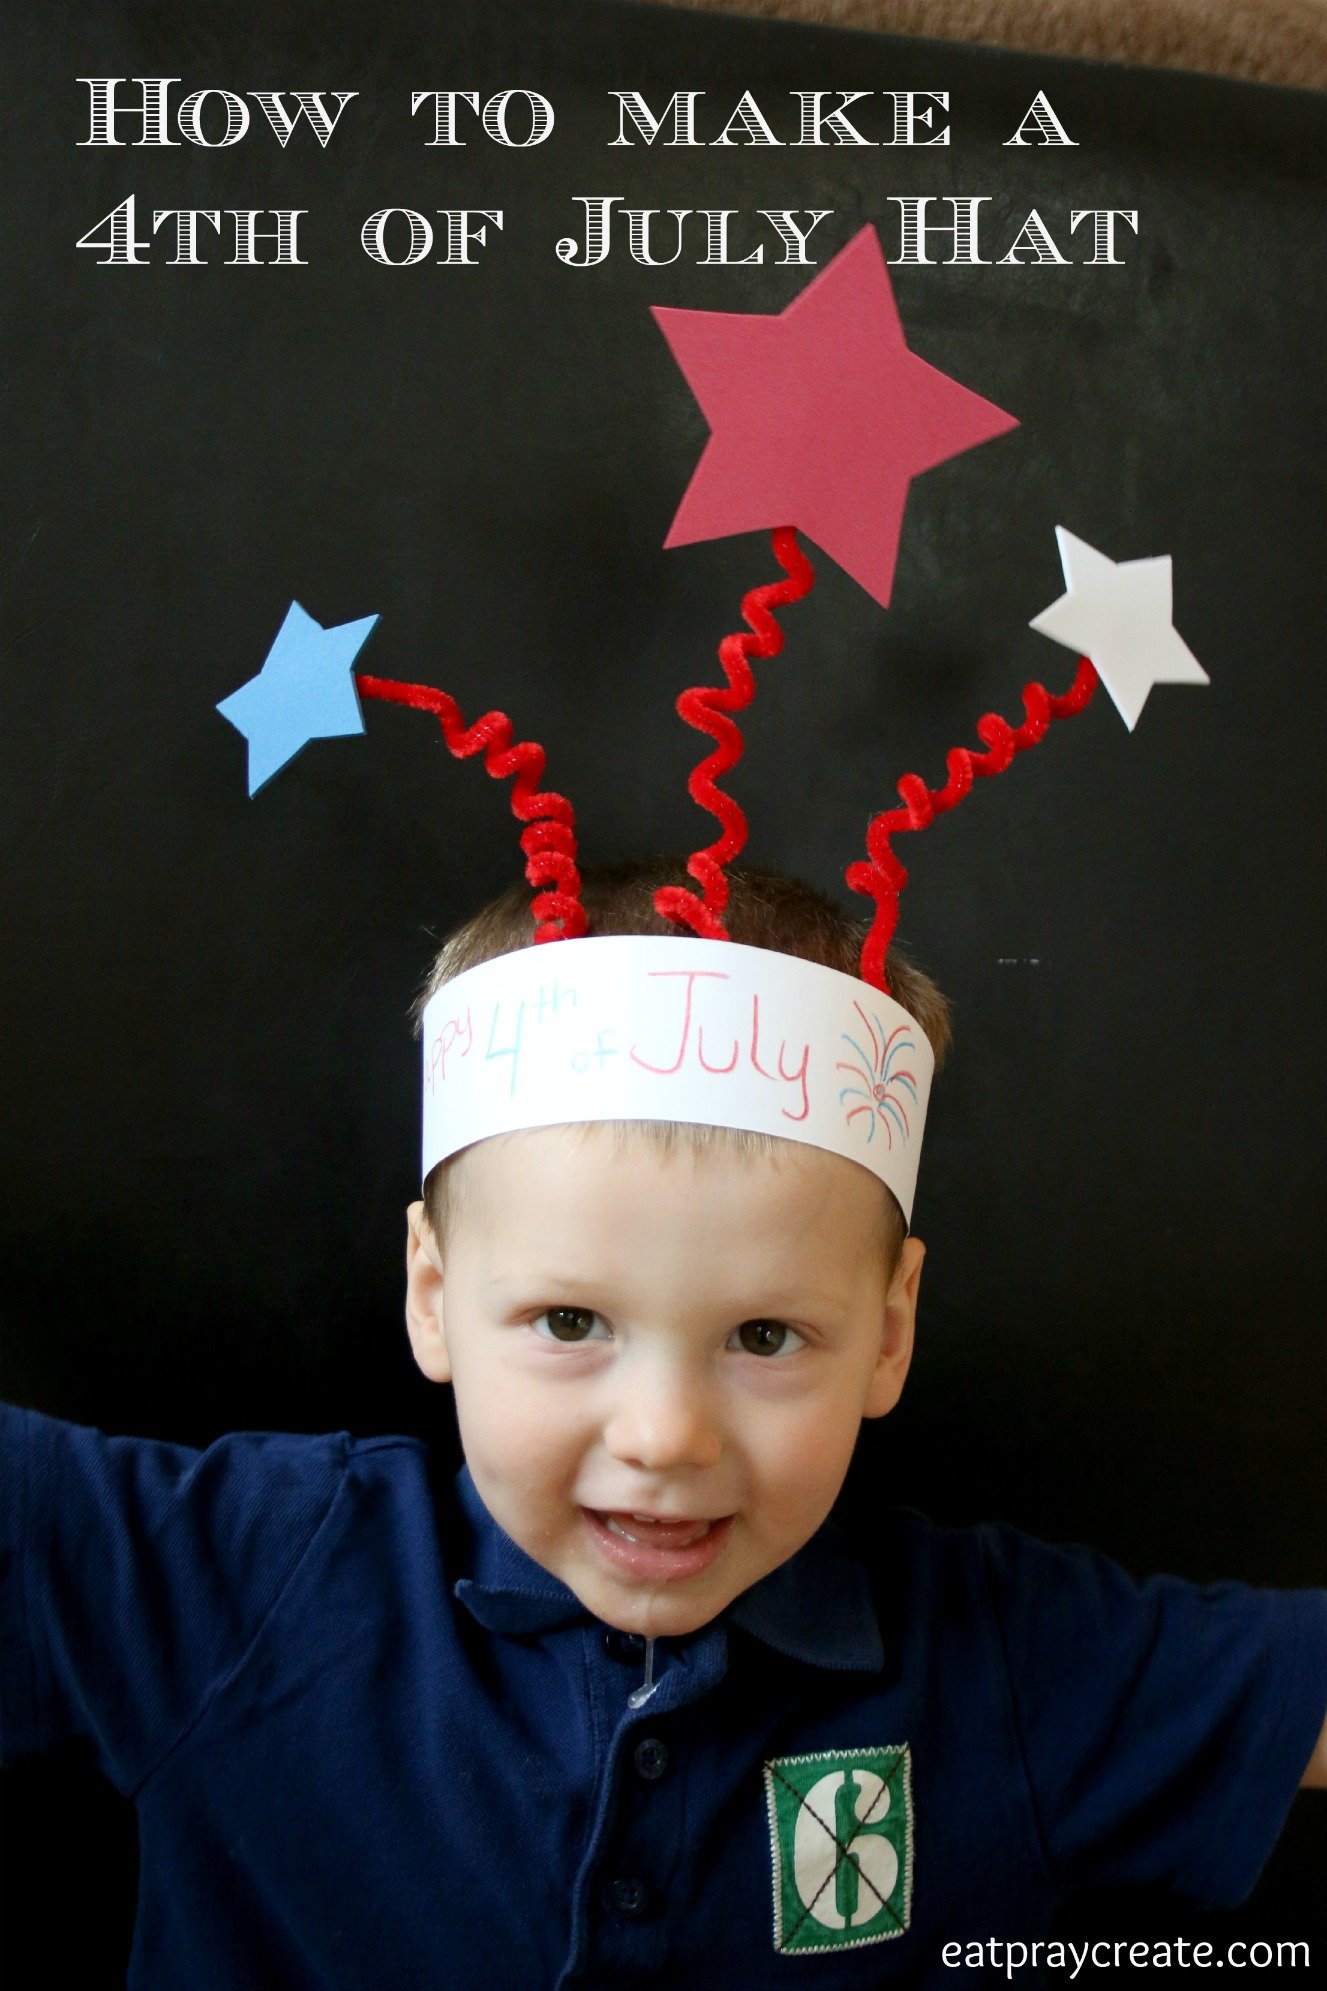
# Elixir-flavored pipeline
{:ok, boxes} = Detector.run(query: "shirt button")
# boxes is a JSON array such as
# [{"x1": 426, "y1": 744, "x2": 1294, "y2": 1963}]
[
  {"x1": 603, "y1": 1629, "x2": 647, "y2": 1663},
  {"x1": 605, "y1": 1876, "x2": 653, "y2": 1919},
  {"x1": 632, "y1": 1736, "x2": 669, "y2": 1781}
]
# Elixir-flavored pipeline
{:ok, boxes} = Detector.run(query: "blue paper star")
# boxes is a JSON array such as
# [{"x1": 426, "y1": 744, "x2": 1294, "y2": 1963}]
[{"x1": 217, "y1": 602, "x2": 380, "y2": 796}]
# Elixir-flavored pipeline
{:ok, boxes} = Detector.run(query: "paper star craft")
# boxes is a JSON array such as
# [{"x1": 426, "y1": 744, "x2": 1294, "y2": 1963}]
[
  {"x1": 653, "y1": 223, "x2": 1019, "y2": 608},
  {"x1": 217, "y1": 602, "x2": 379, "y2": 795},
  {"x1": 1029, "y1": 527, "x2": 1209, "y2": 730}
]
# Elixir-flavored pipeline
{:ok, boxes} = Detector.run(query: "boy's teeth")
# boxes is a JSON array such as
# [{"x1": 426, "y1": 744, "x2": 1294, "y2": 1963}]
[{"x1": 604, "y1": 1513, "x2": 714, "y2": 1548}]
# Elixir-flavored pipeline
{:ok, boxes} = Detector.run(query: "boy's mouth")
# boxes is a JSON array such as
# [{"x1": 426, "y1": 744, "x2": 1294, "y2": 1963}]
[{"x1": 583, "y1": 1508, "x2": 733, "y2": 1582}]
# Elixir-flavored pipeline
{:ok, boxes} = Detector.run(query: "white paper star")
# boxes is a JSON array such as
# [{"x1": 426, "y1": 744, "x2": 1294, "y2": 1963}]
[{"x1": 1029, "y1": 527, "x2": 1209, "y2": 731}]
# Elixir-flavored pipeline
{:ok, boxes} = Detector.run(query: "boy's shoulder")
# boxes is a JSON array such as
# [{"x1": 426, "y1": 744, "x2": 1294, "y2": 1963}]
[
  {"x1": 3, "y1": 1403, "x2": 444, "y2": 1591},
  {"x1": 4, "y1": 1399, "x2": 425, "y2": 1509},
  {"x1": 864, "y1": 1497, "x2": 1327, "y2": 1683},
  {"x1": 4, "y1": 1400, "x2": 428, "y2": 1476}
]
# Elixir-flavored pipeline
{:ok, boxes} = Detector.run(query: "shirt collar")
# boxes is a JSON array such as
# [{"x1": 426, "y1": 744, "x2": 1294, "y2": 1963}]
[
  {"x1": 450, "y1": 1467, "x2": 884, "y2": 1672},
  {"x1": 452, "y1": 1468, "x2": 587, "y2": 1634}
]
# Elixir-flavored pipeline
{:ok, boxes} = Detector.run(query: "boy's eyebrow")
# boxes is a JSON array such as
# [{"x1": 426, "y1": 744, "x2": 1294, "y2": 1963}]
[{"x1": 479, "y1": 1267, "x2": 614, "y2": 1297}]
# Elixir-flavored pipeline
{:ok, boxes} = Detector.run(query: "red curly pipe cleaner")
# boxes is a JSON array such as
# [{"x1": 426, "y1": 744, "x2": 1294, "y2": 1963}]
[
  {"x1": 354, "y1": 675, "x2": 586, "y2": 942},
  {"x1": 654, "y1": 526, "x2": 817, "y2": 939},
  {"x1": 847, "y1": 657, "x2": 1099, "y2": 994}
]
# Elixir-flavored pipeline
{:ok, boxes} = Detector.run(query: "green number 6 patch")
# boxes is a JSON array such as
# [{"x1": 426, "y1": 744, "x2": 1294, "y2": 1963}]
[{"x1": 763, "y1": 1745, "x2": 913, "y2": 1955}]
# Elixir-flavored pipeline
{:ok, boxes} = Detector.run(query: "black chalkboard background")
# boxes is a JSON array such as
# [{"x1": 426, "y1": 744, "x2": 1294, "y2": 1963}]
[{"x1": 2, "y1": 0, "x2": 1324, "y2": 1978}]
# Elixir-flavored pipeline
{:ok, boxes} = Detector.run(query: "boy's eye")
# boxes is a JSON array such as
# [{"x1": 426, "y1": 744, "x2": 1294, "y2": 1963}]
[
  {"x1": 533, "y1": 1307, "x2": 609, "y2": 1343},
  {"x1": 730, "y1": 1318, "x2": 803, "y2": 1358}
]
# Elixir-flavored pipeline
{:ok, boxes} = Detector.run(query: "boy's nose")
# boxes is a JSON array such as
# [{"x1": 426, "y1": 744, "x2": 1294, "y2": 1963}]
[{"x1": 603, "y1": 1366, "x2": 723, "y2": 1473}]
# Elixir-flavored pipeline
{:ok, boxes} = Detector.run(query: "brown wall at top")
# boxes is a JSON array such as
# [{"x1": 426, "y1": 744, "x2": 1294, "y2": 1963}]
[{"x1": 631, "y1": 0, "x2": 1327, "y2": 91}]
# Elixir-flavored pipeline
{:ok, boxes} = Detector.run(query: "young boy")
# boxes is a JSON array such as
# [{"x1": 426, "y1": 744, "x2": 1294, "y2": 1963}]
[{"x1": 2, "y1": 860, "x2": 1325, "y2": 1990}]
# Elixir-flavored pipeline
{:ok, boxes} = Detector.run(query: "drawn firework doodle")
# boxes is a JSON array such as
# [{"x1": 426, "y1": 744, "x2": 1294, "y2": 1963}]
[{"x1": 837, "y1": 1002, "x2": 918, "y2": 1148}]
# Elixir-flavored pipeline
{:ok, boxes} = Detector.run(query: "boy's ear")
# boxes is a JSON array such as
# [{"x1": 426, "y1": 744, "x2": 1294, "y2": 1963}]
[
  {"x1": 862, "y1": 1235, "x2": 924, "y2": 1420},
  {"x1": 404, "y1": 1199, "x2": 452, "y2": 1385}
]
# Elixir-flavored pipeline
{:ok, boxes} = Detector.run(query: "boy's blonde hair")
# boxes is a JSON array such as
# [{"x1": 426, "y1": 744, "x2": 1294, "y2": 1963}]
[{"x1": 415, "y1": 860, "x2": 951, "y2": 1263}]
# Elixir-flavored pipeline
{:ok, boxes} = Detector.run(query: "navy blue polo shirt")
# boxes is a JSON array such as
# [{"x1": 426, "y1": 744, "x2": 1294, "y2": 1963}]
[{"x1": 2, "y1": 1404, "x2": 1324, "y2": 1988}]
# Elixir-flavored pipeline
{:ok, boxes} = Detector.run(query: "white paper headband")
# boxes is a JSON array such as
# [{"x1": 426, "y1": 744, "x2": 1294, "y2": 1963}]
[{"x1": 420, "y1": 936, "x2": 934, "y2": 1222}]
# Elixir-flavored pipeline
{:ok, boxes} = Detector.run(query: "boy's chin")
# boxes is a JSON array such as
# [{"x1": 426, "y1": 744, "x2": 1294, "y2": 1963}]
[{"x1": 578, "y1": 1576, "x2": 729, "y2": 1641}]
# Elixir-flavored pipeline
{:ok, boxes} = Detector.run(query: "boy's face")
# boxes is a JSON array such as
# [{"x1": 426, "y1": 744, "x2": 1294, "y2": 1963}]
[{"x1": 405, "y1": 1125, "x2": 922, "y2": 1640}]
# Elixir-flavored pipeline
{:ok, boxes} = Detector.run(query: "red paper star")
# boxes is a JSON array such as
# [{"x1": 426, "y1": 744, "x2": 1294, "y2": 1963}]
[{"x1": 653, "y1": 224, "x2": 1018, "y2": 608}]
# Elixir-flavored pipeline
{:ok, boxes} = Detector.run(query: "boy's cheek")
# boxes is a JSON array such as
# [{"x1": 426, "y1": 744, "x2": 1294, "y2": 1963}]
[
  {"x1": 454, "y1": 1396, "x2": 581, "y2": 1511},
  {"x1": 758, "y1": 1400, "x2": 863, "y2": 1505}
]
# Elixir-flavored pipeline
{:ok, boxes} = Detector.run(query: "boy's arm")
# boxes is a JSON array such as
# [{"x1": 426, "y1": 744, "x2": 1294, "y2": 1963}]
[
  {"x1": 1302, "y1": 1711, "x2": 1327, "y2": 1787},
  {"x1": 978, "y1": 1522, "x2": 1327, "y2": 1905}
]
